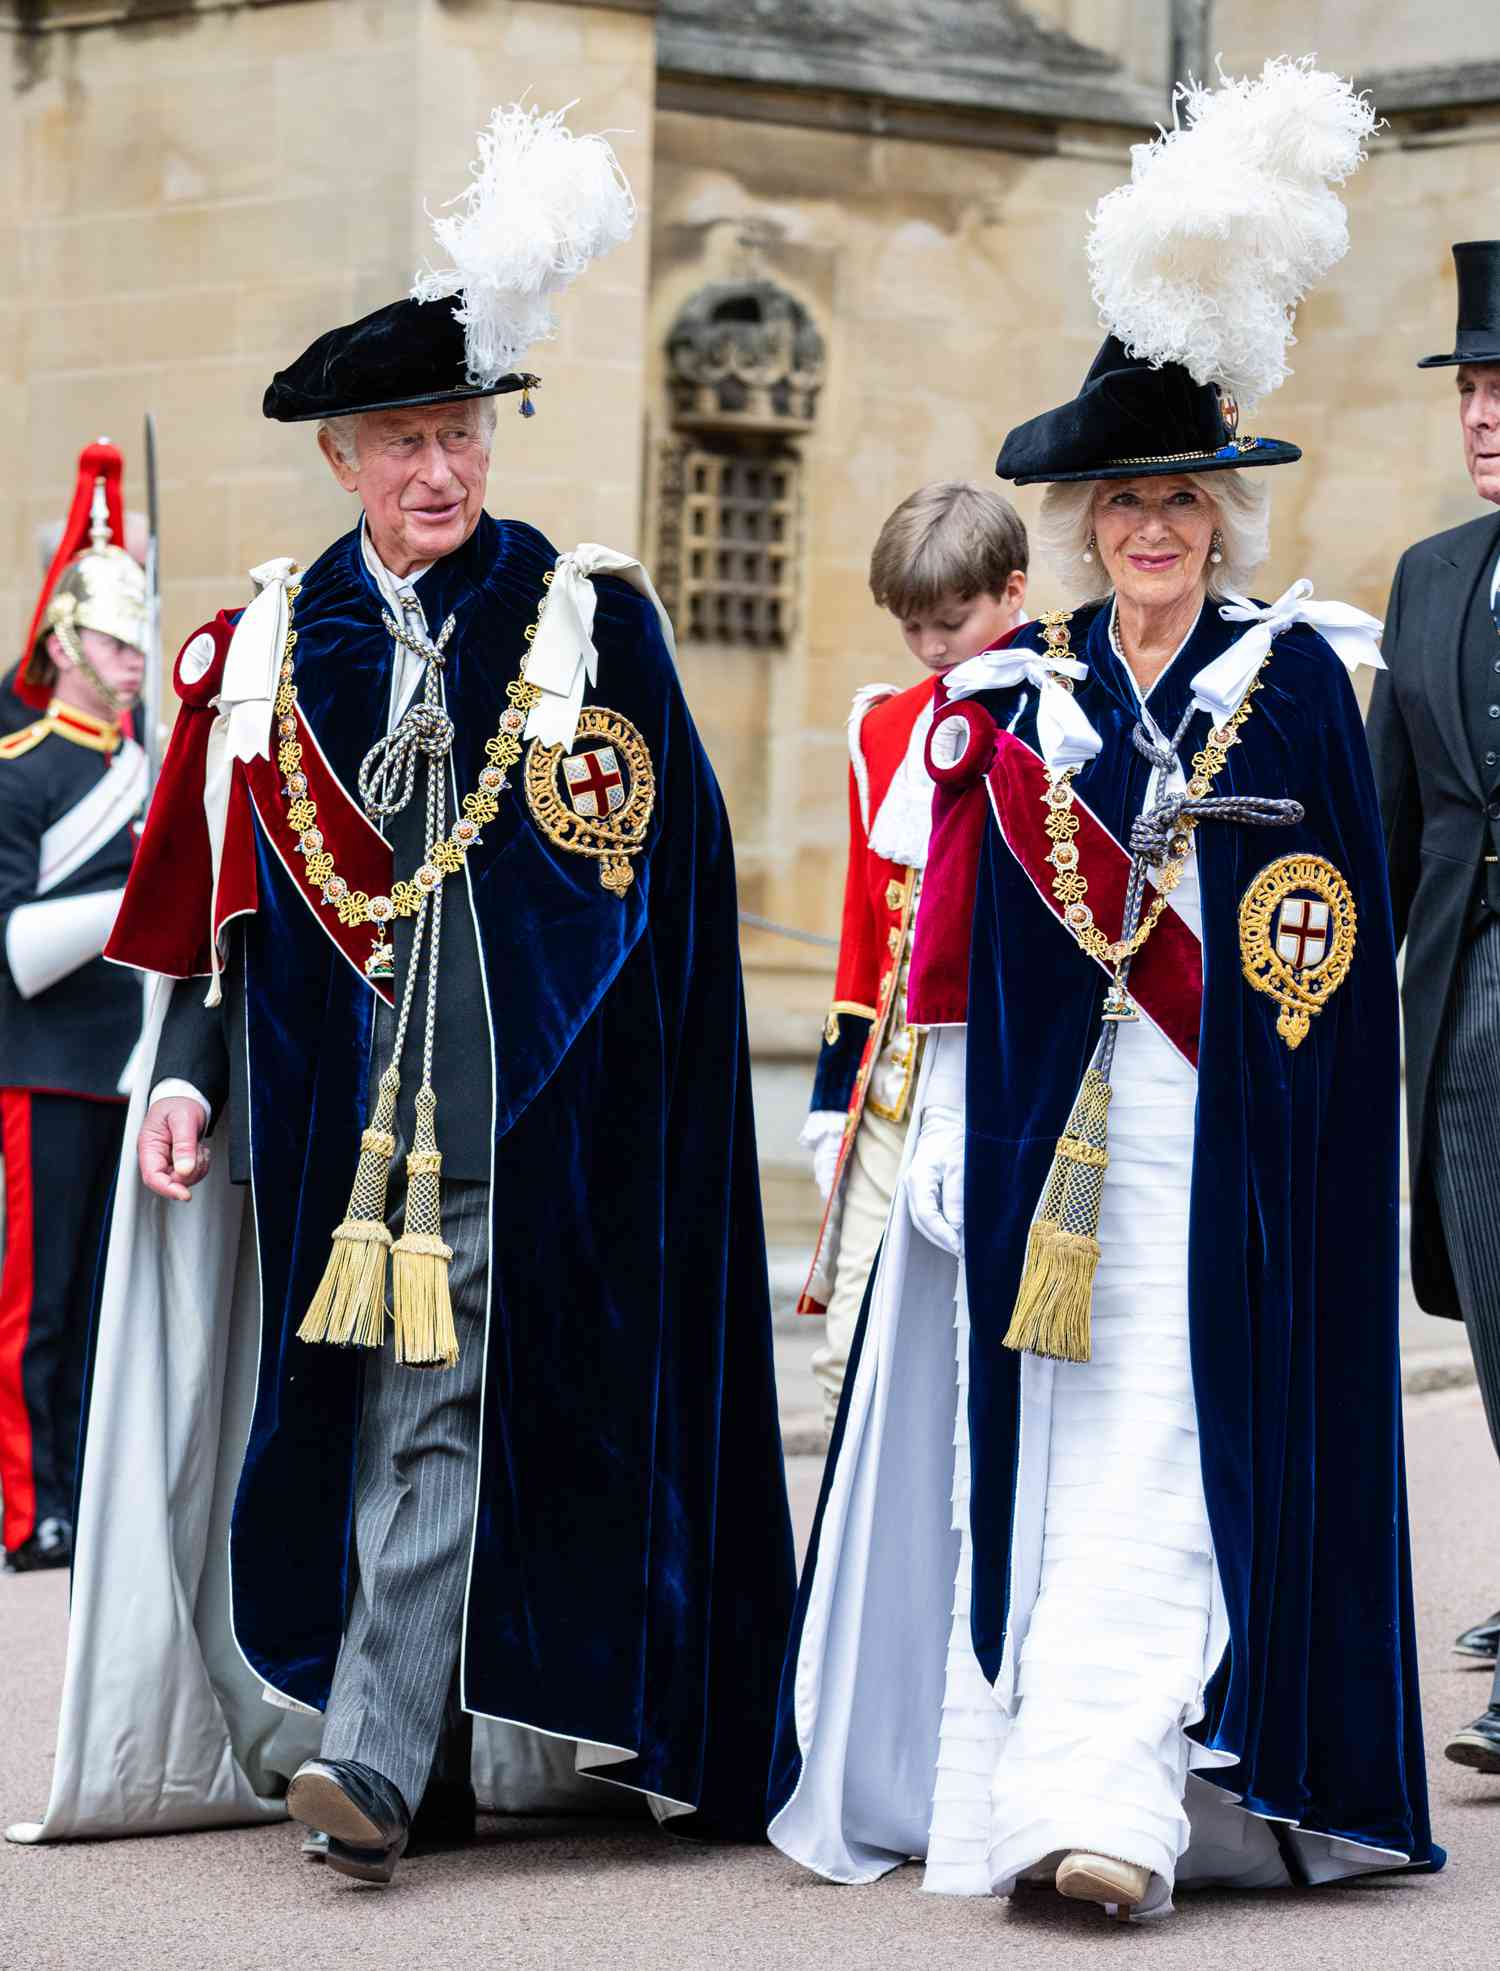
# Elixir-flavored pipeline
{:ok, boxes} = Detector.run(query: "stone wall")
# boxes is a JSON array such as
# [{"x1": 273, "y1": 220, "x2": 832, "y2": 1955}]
[
  {"x1": 7, "y1": 0, "x2": 1498, "y2": 1249},
  {"x1": 648, "y1": 12, "x2": 1500, "y2": 1231},
  {"x1": 2, "y1": 0, "x2": 656, "y2": 671},
  {"x1": 648, "y1": 106, "x2": 1134, "y2": 1219}
]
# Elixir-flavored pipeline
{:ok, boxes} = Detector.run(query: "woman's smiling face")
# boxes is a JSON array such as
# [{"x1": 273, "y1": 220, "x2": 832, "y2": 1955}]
[{"x1": 1091, "y1": 475, "x2": 1217, "y2": 616}]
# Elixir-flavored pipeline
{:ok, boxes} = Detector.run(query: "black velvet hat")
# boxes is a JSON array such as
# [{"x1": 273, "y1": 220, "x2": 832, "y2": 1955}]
[
  {"x1": 263, "y1": 297, "x2": 537, "y2": 422},
  {"x1": 1418, "y1": 243, "x2": 1500, "y2": 369},
  {"x1": 995, "y1": 337, "x2": 1302, "y2": 486}
]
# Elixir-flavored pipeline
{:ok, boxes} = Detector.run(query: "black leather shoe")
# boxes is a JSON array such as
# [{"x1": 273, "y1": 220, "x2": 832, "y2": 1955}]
[
  {"x1": 1454, "y1": 1612, "x2": 1500, "y2": 1664},
  {"x1": 302, "y1": 1779, "x2": 474, "y2": 1863},
  {"x1": 3, "y1": 1517, "x2": 72, "y2": 1573},
  {"x1": 287, "y1": 1759, "x2": 410, "y2": 1885},
  {"x1": 1445, "y1": 1706, "x2": 1500, "y2": 1774}
]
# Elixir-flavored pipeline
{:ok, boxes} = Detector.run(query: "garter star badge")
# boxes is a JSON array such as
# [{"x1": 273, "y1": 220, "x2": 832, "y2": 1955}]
[
  {"x1": 1238, "y1": 854, "x2": 1357, "y2": 1051},
  {"x1": 525, "y1": 706, "x2": 655, "y2": 896}
]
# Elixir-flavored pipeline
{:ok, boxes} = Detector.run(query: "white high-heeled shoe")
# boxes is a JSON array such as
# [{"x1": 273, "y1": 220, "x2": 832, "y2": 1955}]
[{"x1": 1055, "y1": 1850, "x2": 1151, "y2": 1916}]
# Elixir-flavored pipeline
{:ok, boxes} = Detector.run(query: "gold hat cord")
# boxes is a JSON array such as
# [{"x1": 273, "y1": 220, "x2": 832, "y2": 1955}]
[{"x1": 297, "y1": 600, "x2": 461, "y2": 1369}]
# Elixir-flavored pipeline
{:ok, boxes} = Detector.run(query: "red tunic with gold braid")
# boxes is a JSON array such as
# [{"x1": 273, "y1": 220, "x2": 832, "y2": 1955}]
[{"x1": 798, "y1": 673, "x2": 938, "y2": 1314}]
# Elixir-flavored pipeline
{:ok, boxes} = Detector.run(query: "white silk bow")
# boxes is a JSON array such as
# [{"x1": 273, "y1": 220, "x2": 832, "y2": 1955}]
[
  {"x1": 1193, "y1": 579, "x2": 1386, "y2": 726},
  {"x1": 218, "y1": 558, "x2": 300, "y2": 764},
  {"x1": 943, "y1": 646, "x2": 1101, "y2": 774},
  {"x1": 522, "y1": 545, "x2": 678, "y2": 751},
  {"x1": 199, "y1": 557, "x2": 299, "y2": 1006}
]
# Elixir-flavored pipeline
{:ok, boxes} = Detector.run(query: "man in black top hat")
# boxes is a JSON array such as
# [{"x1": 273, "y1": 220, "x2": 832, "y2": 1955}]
[{"x1": 1369, "y1": 240, "x2": 1500, "y2": 1771}]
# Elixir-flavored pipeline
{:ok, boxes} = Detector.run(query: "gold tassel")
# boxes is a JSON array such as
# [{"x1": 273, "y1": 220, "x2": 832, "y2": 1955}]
[
  {"x1": 391, "y1": 1085, "x2": 458, "y2": 1369},
  {"x1": 1002, "y1": 1067, "x2": 1112, "y2": 1364},
  {"x1": 297, "y1": 1066, "x2": 399, "y2": 1349}
]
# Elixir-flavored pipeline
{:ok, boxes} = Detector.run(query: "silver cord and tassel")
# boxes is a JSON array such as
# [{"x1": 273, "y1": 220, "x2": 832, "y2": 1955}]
[
  {"x1": 1002, "y1": 707, "x2": 1303, "y2": 1365},
  {"x1": 297, "y1": 601, "x2": 461, "y2": 1369}
]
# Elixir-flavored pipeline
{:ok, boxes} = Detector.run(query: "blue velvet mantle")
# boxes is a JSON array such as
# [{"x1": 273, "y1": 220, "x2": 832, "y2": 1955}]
[
  {"x1": 772, "y1": 597, "x2": 1440, "y2": 1871},
  {"x1": 228, "y1": 515, "x2": 795, "y2": 1836}
]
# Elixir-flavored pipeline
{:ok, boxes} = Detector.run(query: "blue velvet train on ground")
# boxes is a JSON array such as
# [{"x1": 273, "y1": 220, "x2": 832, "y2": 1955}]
[
  {"x1": 770, "y1": 597, "x2": 1440, "y2": 1882},
  {"x1": 79, "y1": 512, "x2": 794, "y2": 1841},
  {"x1": 226, "y1": 516, "x2": 794, "y2": 1833}
]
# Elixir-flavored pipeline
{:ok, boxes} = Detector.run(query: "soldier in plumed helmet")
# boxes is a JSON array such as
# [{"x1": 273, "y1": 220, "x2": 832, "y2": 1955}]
[{"x1": 0, "y1": 440, "x2": 148, "y2": 1573}]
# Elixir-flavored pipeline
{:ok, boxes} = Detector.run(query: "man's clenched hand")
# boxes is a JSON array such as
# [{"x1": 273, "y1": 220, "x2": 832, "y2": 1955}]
[{"x1": 139, "y1": 1097, "x2": 211, "y2": 1203}]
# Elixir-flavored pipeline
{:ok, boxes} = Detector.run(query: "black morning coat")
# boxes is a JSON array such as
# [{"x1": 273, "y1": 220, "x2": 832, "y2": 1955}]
[{"x1": 1368, "y1": 505, "x2": 1500, "y2": 1319}]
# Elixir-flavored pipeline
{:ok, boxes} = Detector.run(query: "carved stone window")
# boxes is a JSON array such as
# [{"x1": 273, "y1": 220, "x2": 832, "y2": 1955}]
[
  {"x1": 656, "y1": 279, "x2": 825, "y2": 648},
  {"x1": 676, "y1": 439, "x2": 798, "y2": 647}
]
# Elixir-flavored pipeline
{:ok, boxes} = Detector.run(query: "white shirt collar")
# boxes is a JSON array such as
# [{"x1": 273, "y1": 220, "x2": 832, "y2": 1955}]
[
  {"x1": 360, "y1": 516, "x2": 431, "y2": 622},
  {"x1": 360, "y1": 517, "x2": 433, "y2": 732}
]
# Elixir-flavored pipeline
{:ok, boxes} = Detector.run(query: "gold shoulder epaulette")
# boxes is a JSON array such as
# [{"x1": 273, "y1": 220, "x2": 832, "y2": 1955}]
[{"x1": 0, "y1": 721, "x2": 49, "y2": 761}]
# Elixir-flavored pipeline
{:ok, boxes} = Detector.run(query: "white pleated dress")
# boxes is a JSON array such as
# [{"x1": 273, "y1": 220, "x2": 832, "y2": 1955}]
[
  {"x1": 924, "y1": 671, "x2": 1241, "y2": 1918},
  {"x1": 770, "y1": 631, "x2": 1414, "y2": 1912}
]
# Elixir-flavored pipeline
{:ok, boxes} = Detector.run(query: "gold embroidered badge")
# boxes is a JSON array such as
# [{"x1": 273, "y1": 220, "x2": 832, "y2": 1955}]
[
  {"x1": 1238, "y1": 854, "x2": 1357, "y2": 1051},
  {"x1": 524, "y1": 706, "x2": 655, "y2": 896}
]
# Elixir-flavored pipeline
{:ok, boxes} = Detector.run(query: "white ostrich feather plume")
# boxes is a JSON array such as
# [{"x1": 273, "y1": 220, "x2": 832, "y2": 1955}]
[
  {"x1": 411, "y1": 101, "x2": 636, "y2": 385},
  {"x1": 1088, "y1": 57, "x2": 1378, "y2": 410}
]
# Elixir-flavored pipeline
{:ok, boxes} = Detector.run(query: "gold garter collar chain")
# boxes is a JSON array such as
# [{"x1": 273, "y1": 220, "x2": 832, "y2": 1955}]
[
  {"x1": 272, "y1": 572, "x2": 550, "y2": 983},
  {"x1": 286, "y1": 572, "x2": 551, "y2": 1373},
  {"x1": 1037, "y1": 607, "x2": 1266, "y2": 975},
  {"x1": 1003, "y1": 607, "x2": 1276, "y2": 1370}
]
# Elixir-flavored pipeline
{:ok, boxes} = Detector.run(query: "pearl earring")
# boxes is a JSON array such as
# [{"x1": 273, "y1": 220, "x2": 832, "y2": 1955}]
[
  {"x1": 1083, "y1": 531, "x2": 1097, "y2": 564},
  {"x1": 1209, "y1": 528, "x2": 1225, "y2": 565}
]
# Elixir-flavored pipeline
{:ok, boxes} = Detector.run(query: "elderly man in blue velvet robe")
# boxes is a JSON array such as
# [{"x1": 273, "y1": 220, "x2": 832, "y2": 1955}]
[{"x1": 10, "y1": 275, "x2": 794, "y2": 1880}]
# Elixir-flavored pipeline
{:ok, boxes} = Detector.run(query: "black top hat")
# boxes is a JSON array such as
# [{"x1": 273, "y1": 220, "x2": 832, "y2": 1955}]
[
  {"x1": 263, "y1": 297, "x2": 536, "y2": 422},
  {"x1": 995, "y1": 337, "x2": 1302, "y2": 486},
  {"x1": 1418, "y1": 243, "x2": 1500, "y2": 370}
]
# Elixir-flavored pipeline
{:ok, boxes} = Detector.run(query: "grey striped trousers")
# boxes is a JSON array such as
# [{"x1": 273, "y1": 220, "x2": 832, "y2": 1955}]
[
  {"x1": 1432, "y1": 918, "x2": 1500, "y2": 1705},
  {"x1": 318, "y1": 1171, "x2": 490, "y2": 1815}
]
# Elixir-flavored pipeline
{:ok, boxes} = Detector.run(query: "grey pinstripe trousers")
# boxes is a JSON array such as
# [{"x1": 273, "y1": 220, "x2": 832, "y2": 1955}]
[
  {"x1": 1432, "y1": 918, "x2": 1500, "y2": 1705},
  {"x1": 318, "y1": 1170, "x2": 491, "y2": 1815}
]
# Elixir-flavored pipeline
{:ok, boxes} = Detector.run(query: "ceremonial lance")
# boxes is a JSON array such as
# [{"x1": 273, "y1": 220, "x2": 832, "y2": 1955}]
[{"x1": 141, "y1": 411, "x2": 164, "y2": 797}]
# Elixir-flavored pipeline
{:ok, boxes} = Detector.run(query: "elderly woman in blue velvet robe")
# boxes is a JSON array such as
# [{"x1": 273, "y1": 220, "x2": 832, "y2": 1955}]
[{"x1": 768, "y1": 331, "x2": 1441, "y2": 1921}]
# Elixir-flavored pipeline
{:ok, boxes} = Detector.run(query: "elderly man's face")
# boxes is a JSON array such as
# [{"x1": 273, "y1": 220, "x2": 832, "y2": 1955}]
[
  {"x1": 1458, "y1": 364, "x2": 1500, "y2": 506},
  {"x1": 320, "y1": 404, "x2": 491, "y2": 575}
]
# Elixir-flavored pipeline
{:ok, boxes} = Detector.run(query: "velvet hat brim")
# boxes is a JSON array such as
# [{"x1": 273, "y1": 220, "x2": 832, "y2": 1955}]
[
  {"x1": 263, "y1": 297, "x2": 536, "y2": 422},
  {"x1": 996, "y1": 336, "x2": 1301, "y2": 486}
]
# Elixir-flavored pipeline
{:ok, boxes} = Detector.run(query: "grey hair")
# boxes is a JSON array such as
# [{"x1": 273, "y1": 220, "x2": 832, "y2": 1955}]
[
  {"x1": 1034, "y1": 470, "x2": 1271, "y2": 604},
  {"x1": 317, "y1": 396, "x2": 498, "y2": 469}
]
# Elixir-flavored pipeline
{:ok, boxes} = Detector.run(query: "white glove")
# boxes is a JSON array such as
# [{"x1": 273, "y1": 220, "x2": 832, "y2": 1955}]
[
  {"x1": 5, "y1": 888, "x2": 125, "y2": 999},
  {"x1": 908, "y1": 1104, "x2": 965, "y2": 1255},
  {"x1": 800, "y1": 1110, "x2": 846, "y2": 1201}
]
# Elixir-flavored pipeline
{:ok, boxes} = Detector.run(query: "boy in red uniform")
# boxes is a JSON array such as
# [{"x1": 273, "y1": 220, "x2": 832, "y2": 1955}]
[{"x1": 800, "y1": 482, "x2": 1027, "y2": 1427}]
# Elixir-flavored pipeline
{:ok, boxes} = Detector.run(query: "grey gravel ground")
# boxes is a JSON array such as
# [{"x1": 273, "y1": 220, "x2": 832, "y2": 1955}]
[{"x1": 3, "y1": 1381, "x2": 1497, "y2": 1971}]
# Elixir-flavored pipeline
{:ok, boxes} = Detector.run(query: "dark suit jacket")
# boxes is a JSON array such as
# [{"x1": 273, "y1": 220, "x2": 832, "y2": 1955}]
[
  {"x1": 1368, "y1": 506, "x2": 1500, "y2": 1319},
  {"x1": 0, "y1": 724, "x2": 141, "y2": 1100},
  {"x1": 154, "y1": 955, "x2": 249, "y2": 1180}
]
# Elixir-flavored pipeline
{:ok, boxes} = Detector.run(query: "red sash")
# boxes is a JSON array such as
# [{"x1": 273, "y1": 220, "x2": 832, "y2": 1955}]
[
  {"x1": 985, "y1": 729, "x2": 1202, "y2": 1069},
  {"x1": 242, "y1": 702, "x2": 396, "y2": 1007},
  {"x1": 107, "y1": 678, "x2": 398, "y2": 1008}
]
